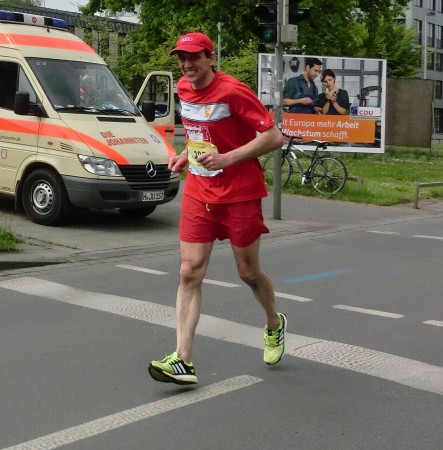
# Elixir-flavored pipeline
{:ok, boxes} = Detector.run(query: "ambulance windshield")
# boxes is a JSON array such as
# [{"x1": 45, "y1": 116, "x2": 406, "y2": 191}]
[{"x1": 27, "y1": 58, "x2": 139, "y2": 116}]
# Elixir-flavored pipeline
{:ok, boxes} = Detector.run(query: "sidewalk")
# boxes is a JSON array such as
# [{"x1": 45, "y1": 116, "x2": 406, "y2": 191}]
[{"x1": 1, "y1": 190, "x2": 442, "y2": 272}]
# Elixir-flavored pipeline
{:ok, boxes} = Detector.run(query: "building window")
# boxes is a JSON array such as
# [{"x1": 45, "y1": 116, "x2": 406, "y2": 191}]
[
  {"x1": 428, "y1": 22, "x2": 436, "y2": 48},
  {"x1": 427, "y1": 51, "x2": 435, "y2": 71},
  {"x1": 436, "y1": 53, "x2": 443, "y2": 71},
  {"x1": 417, "y1": 20, "x2": 423, "y2": 45},
  {"x1": 437, "y1": 0, "x2": 443, "y2": 13},
  {"x1": 436, "y1": 25, "x2": 442, "y2": 49},
  {"x1": 414, "y1": 0, "x2": 423, "y2": 6},
  {"x1": 435, "y1": 80, "x2": 443, "y2": 99},
  {"x1": 434, "y1": 108, "x2": 443, "y2": 133}
]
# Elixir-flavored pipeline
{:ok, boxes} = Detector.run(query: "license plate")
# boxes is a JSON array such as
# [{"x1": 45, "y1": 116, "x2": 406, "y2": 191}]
[{"x1": 139, "y1": 191, "x2": 164, "y2": 202}]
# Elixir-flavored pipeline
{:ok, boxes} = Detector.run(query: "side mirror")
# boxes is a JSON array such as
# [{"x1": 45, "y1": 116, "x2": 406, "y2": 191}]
[
  {"x1": 141, "y1": 100, "x2": 156, "y2": 122},
  {"x1": 14, "y1": 91, "x2": 47, "y2": 117},
  {"x1": 14, "y1": 91, "x2": 30, "y2": 115}
]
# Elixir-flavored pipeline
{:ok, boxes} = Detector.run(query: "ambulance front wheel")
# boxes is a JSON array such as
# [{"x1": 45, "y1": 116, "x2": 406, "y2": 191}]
[
  {"x1": 22, "y1": 168, "x2": 72, "y2": 226},
  {"x1": 119, "y1": 205, "x2": 157, "y2": 218}
]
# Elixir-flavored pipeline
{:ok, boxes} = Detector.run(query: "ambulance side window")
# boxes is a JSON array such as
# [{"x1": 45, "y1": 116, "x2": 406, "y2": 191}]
[
  {"x1": 138, "y1": 74, "x2": 171, "y2": 119},
  {"x1": 0, "y1": 61, "x2": 18, "y2": 109},
  {"x1": 0, "y1": 61, "x2": 36, "y2": 110},
  {"x1": 18, "y1": 67, "x2": 37, "y2": 103}
]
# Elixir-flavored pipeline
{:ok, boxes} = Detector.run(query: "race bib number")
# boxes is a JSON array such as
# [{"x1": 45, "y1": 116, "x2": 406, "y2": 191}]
[{"x1": 186, "y1": 140, "x2": 223, "y2": 177}]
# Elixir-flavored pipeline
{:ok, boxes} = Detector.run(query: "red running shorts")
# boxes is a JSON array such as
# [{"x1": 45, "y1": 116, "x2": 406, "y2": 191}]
[{"x1": 179, "y1": 195, "x2": 270, "y2": 248}]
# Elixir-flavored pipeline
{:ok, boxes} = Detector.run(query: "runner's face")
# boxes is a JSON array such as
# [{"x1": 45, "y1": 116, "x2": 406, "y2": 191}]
[
  {"x1": 307, "y1": 64, "x2": 321, "y2": 82},
  {"x1": 177, "y1": 51, "x2": 215, "y2": 89}
]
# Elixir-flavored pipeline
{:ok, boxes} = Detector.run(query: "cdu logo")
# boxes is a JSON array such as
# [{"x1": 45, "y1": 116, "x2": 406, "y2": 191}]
[{"x1": 145, "y1": 161, "x2": 157, "y2": 177}]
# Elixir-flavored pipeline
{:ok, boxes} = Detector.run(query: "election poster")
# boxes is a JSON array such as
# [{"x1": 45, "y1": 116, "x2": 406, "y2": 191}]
[{"x1": 258, "y1": 53, "x2": 387, "y2": 153}]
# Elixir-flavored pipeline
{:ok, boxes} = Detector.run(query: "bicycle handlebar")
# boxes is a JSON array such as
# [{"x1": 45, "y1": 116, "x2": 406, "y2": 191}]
[{"x1": 281, "y1": 131, "x2": 328, "y2": 149}]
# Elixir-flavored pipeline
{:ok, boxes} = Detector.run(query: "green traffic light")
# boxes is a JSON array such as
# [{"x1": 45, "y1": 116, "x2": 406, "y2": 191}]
[{"x1": 261, "y1": 26, "x2": 277, "y2": 42}]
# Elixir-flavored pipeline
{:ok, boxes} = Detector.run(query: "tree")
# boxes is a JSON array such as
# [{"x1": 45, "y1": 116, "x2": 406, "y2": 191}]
[
  {"x1": 355, "y1": 0, "x2": 410, "y2": 53},
  {"x1": 295, "y1": 0, "x2": 365, "y2": 57}
]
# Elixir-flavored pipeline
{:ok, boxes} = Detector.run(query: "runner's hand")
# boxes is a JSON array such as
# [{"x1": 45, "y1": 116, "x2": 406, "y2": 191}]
[
  {"x1": 168, "y1": 154, "x2": 188, "y2": 173},
  {"x1": 197, "y1": 151, "x2": 227, "y2": 171}
]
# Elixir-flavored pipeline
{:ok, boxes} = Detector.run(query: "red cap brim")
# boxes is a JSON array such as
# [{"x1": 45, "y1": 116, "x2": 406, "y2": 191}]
[{"x1": 169, "y1": 44, "x2": 206, "y2": 56}]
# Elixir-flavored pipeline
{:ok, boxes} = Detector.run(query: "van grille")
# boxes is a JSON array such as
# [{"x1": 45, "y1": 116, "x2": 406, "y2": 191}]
[{"x1": 118, "y1": 164, "x2": 173, "y2": 190}]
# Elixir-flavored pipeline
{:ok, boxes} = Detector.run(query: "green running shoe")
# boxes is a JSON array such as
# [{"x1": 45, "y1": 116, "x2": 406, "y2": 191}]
[
  {"x1": 264, "y1": 312, "x2": 287, "y2": 365},
  {"x1": 149, "y1": 352, "x2": 198, "y2": 385}
]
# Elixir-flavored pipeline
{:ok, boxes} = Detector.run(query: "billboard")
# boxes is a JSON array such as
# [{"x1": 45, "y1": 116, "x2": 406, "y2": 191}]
[{"x1": 258, "y1": 53, "x2": 387, "y2": 153}]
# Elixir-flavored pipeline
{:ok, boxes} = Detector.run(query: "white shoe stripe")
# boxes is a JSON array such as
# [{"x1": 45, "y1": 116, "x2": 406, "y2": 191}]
[{"x1": 173, "y1": 362, "x2": 186, "y2": 374}]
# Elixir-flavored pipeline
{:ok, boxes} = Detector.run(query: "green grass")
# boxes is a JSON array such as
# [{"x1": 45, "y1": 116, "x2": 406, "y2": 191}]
[
  {"x1": 177, "y1": 142, "x2": 443, "y2": 206},
  {"x1": 280, "y1": 145, "x2": 443, "y2": 206},
  {"x1": 0, "y1": 223, "x2": 22, "y2": 252}
]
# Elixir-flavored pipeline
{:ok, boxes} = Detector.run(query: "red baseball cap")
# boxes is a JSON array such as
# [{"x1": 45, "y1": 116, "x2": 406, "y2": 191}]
[{"x1": 169, "y1": 32, "x2": 214, "y2": 56}]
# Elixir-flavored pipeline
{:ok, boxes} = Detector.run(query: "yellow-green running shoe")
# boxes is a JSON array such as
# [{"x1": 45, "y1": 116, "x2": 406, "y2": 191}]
[
  {"x1": 264, "y1": 312, "x2": 287, "y2": 365},
  {"x1": 148, "y1": 352, "x2": 198, "y2": 385}
]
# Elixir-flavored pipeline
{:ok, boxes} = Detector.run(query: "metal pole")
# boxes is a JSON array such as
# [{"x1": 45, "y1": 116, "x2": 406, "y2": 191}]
[
  {"x1": 272, "y1": 0, "x2": 284, "y2": 220},
  {"x1": 217, "y1": 22, "x2": 222, "y2": 71}
]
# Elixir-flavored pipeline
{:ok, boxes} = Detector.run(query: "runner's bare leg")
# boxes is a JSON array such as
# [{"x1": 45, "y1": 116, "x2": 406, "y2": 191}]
[
  {"x1": 232, "y1": 239, "x2": 280, "y2": 330},
  {"x1": 175, "y1": 241, "x2": 213, "y2": 362}
]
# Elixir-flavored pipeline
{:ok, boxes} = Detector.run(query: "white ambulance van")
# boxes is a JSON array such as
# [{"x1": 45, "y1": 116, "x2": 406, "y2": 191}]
[{"x1": 0, "y1": 10, "x2": 179, "y2": 225}]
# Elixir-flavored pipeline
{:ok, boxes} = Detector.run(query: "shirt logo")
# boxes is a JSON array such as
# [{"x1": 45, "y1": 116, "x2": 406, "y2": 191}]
[{"x1": 204, "y1": 106, "x2": 212, "y2": 119}]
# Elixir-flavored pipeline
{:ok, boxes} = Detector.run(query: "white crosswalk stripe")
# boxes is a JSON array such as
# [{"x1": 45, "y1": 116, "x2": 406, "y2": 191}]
[
  {"x1": 1, "y1": 277, "x2": 443, "y2": 397},
  {"x1": 1, "y1": 376, "x2": 262, "y2": 450}
]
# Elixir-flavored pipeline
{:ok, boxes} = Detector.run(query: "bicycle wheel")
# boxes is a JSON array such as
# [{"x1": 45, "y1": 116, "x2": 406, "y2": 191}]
[
  {"x1": 310, "y1": 156, "x2": 347, "y2": 195},
  {"x1": 262, "y1": 154, "x2": 292, "y2": 188}
]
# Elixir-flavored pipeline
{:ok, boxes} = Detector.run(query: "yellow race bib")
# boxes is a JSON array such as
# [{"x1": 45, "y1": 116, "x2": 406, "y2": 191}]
[{"x1": 186, "y1": 140, "x2": 223, "y2": 177}]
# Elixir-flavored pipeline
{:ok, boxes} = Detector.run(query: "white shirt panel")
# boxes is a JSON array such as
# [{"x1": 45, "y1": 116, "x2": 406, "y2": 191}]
[{"x1": 181, "y1": 100, "x2": 230, "y2": 122}]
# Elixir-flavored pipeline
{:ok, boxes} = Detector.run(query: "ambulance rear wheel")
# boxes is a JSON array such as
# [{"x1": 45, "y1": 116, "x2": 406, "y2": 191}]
[
  {"x1": 22, "y1": 168, "x2": 72, "y2": 226},
  {"x1": 119, "y1": 206, "x2": 157, "y2": 218}
]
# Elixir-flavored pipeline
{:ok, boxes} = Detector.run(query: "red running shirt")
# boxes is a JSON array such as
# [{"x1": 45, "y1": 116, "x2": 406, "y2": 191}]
[{"x1": 178, "y1": 71, "x2": 275, "y2": 203}]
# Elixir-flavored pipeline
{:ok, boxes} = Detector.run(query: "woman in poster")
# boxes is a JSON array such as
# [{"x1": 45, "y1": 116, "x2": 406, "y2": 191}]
[{"x1": 317, "y1": 69, "x2": 350, "y2": 115}]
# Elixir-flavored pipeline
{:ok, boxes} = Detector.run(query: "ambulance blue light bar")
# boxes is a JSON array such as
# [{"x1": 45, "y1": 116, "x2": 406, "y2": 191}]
[{"x1": 0, "y1": 10, "x2": 68, "y2": 30}]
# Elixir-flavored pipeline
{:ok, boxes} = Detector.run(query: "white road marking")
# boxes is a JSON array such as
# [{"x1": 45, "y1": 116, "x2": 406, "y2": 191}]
[
  {"x1": 368, "y1": 231, "x2": 443, "y2": 241},
  {"x1": 203, "y1": 279, "x2": 241, "y2": 288},
  {"x1": 413, "y1": 235, "x2": 443, "y2": 241},
  {"x1": 1, "y1": 277, "x2": 443, "y2": 397},
  {"x1": 115, "y1": 264, "x2": 168, "y2": 275},
  {"x1": 275, "y1": 291, "x2": 313, "y2": 302},
  {"x1": 367, "y1": 230, "x2": 400, "y2": 235},
  {"x1": 116, "y1": 264, "x2": 240, "y2": 288},
  {"x1": 423, "y1": 320, "x2": 443, "y2": 327},
  {"x1": 1, "y1": 375, "x2": 261, "y2": 450},
  {"x1": 333, "y1": 304, "x2": 404, "y2": 319},
  {"x1": 116, "y1": 263, "x2": 306, "y2": 296}
]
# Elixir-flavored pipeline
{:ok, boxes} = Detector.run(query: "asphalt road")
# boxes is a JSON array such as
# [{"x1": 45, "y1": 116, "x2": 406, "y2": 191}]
[{"x1": 1, "y1": 191, "x2": 443, "y2": 449}]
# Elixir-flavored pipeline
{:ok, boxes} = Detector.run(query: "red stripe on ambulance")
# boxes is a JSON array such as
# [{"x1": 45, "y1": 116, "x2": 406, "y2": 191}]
[
  {"x1": 0, "y1": 33, "x2": 96, "y2": 53},
  {"x1": 0, "y1": 118, "x2": 129, "y2": 164}
]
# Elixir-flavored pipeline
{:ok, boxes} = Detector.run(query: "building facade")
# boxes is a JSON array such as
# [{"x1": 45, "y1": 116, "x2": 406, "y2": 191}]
[{"x1": 405, "y1": 0, "x2": 443, "y2": 135}]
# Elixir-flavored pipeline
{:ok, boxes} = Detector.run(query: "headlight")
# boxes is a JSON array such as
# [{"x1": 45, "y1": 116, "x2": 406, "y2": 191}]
[{"x1": 78, "y1": 155, "x2": 122, "y2": 176}]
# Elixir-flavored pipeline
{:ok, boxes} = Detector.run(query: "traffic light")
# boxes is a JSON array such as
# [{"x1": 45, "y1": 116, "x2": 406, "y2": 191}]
[
  {"x1": 285, "y1": 0, "x2": 310, "y2": 25},
  {"x1": 254, "y1": 1, "x2": 278, "y2": 45}
]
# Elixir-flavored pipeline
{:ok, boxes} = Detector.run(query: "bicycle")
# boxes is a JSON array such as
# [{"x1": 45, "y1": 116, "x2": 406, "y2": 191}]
[{"x1": 261, "y1": 132, "x2": 348, "y2": 195}]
